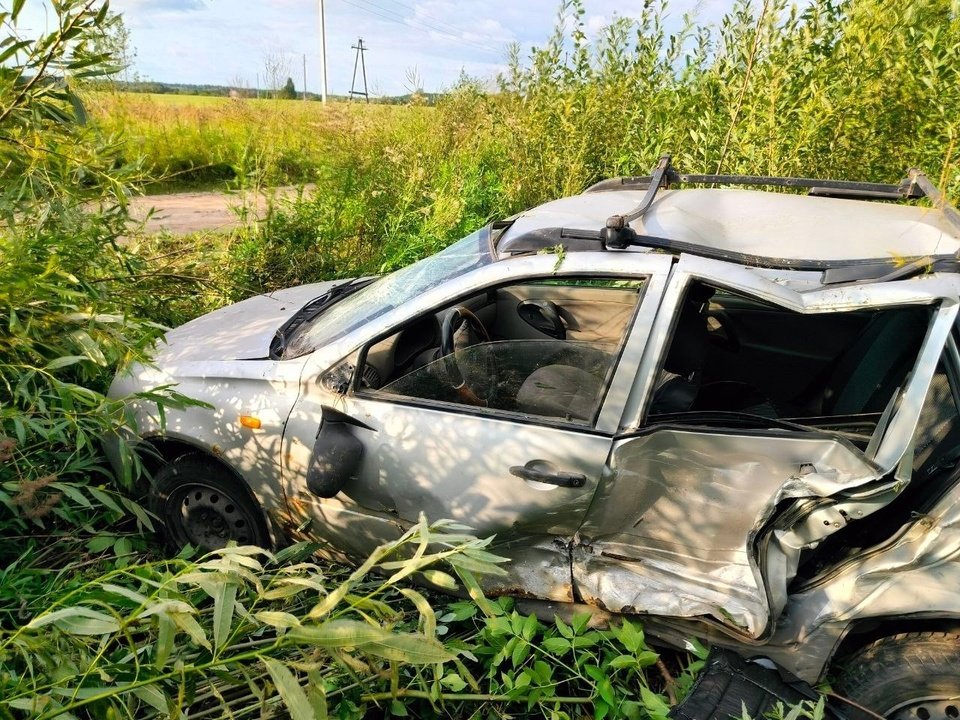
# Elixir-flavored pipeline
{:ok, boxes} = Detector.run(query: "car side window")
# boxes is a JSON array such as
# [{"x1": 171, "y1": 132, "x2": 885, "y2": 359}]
[
  {"x1": 357, "y1": 278, "x2": 646, "y2": 425},
  {"x1": 648, "y1": 281, "x2": 933, "y2": 442}
]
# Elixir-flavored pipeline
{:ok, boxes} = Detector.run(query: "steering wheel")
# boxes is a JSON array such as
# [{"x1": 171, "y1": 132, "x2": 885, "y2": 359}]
[{"x1": 440, "y1": 306, "x2": 498, "y2": 406}]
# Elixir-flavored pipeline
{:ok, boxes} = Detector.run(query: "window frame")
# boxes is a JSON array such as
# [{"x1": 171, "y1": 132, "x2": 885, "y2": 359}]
[
  {"x1": 349, "y1": 272, "x2": 653, "y2": 432},
  {"x1": 622, "y1": 254, "x2": 956, "y2": 448}
]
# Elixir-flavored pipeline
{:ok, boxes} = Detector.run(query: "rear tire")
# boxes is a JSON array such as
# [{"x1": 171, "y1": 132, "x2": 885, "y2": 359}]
[
  {"x1": 150, "y1": 454, "x2": 270, "y2": 552},
  {"x1": 834, "y1": 632, "x2": 960, "y2": 719}
]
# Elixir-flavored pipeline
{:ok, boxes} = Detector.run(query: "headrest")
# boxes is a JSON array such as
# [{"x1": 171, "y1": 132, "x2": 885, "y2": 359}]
[{"x1": 663, "y1": 298, "x2": 709, "y2": 377}]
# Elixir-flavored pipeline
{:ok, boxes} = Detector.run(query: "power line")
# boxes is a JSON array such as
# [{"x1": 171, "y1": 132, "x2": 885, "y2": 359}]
[
  {"x1": 339, "y1": 0, "x2": 501, "y2": 56},
  {"x1": 375, "y1": 0, "x2": 485, "y2": 41}
]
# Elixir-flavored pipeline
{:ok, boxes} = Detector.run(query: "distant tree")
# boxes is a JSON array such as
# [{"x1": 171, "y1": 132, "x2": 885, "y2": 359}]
[{"x1": 280, "y1": 77, "x2": 297, "y2": 100}]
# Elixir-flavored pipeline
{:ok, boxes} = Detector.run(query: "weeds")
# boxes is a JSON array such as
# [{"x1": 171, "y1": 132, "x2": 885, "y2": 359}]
[{"x1": 2, "y1": 0, "x2": 958, "y2": 717}]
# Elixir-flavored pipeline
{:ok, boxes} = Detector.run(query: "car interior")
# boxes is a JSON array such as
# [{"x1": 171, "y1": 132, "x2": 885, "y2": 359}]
[
  {"x1": 355, "y1": 272, "x2": 936, "y2": 440},
  {"x1": 651, "y1": 281, "x2": 934, "y2": 443},
  {"x1": 358, "y1": 278, "x2": 646, "y2": 423}
]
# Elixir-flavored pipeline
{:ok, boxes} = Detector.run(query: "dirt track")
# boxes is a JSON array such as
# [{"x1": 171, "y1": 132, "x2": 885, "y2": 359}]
[{"x1": 128, "y1": 186, "x2": 313, "y2": 234}]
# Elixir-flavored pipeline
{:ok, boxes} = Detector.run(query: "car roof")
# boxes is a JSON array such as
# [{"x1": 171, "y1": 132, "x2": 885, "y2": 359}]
[{"x1": 497, "y1": 187, "x2": 960, "y2": 267}]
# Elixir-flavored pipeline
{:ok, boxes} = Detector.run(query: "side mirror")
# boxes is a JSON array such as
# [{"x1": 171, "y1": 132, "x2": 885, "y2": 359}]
[{"x1": 306, "y1": 406, "x2": 373, "y2": 498}]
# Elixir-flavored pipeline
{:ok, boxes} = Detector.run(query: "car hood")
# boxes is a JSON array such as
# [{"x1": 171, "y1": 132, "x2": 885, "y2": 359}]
[{"x1": 154, "y1": 280, "x2": 345, "y2": 364}]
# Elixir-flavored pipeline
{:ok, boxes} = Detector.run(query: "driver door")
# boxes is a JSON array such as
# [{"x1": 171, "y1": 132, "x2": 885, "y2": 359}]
[{"x1": 283, "y1": 256, "x2": 671, "y2": 601}]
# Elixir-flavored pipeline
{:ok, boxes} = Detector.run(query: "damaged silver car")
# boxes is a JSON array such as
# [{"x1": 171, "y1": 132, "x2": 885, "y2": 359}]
[{"x1": 109, "y1": 157, "x2": 960, "y2": 718}]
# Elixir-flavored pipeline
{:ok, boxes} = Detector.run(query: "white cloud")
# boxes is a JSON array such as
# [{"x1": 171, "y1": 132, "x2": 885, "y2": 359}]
[{"x1": 13, "y1": 0, "x2": 746, "y2": 95}]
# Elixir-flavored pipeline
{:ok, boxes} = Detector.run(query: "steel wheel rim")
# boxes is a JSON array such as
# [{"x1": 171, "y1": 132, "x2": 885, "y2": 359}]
[
  {"x1": 166, "y1": 482, "x2": 258, "y2": 550},
  {"x1": 887, "y1": 696, "x2": 960, "y2": 720}
]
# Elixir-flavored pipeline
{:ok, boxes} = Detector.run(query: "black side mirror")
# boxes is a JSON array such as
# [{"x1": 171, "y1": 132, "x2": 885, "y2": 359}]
[{"x1": 307, "y1": 406, "x2": 373, "y2": 498}]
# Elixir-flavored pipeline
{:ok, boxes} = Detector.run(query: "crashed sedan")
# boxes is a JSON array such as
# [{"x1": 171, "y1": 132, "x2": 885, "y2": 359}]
[{"x1": 109, "y1": 158, "x2": 960, "y2": 718}]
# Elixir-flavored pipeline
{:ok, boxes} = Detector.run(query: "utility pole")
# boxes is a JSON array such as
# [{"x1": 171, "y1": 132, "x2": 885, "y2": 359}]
[
  {"x1": 318, "y1": 0, "x2": 328, "y2": 103},
  {"x1": 302, "y1": 53, "x2": 307, "y2": 100},
  {"x1": 349, "y1": 38, "x2": 369, "y2": 103}
]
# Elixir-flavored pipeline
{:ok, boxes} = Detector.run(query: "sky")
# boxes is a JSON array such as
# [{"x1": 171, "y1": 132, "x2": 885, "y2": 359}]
[{"x1": 15, "y1": 0, "x2": 735, "y2": 96}]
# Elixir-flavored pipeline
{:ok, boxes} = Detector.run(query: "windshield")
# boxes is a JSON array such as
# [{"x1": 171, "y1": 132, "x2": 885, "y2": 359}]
[{"x1": 285, "y1": 226, "x2": 493, "y2": 357}]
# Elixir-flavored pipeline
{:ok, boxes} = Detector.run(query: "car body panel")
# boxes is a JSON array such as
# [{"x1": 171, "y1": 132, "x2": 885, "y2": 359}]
[
  {"x1": 500, "y1": 188, "x2": 960, "y2": 262},
  {"x1": 278, "y1": 251, "x2": 674, "y2": 596},
  {"x1": 574, "y1": 430, "x2": 879, "y2": 637},
  {"x1": 156, "y1": 280, "x2": 345, "y2": 363}
]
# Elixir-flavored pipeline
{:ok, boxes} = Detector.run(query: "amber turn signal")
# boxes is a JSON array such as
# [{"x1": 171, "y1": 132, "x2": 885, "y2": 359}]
[{"x1": 239, "y1": 415, "x2": 262, "y2": 429}]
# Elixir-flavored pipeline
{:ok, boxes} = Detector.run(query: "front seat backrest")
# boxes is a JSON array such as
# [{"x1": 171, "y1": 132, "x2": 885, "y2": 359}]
[
  {"x1": 649, "y1": 298, "x2": 710, "y2": 415},
  {"x1": 824, "y1": 308, "x2": 929, "y2": 416}
]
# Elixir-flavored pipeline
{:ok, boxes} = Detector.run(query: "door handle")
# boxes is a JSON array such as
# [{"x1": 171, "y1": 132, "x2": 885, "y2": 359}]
[{"x1": 509, "y1": 465, "x2": 587, "y2": 488}]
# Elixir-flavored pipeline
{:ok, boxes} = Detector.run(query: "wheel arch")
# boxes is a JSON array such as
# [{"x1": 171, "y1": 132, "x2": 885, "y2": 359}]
[
  {"x1": 830, "y1": 614, "x2": 960, "y2": 670},
  {"x1": 137, "y1": 434, "x2": 278, "y2": 547}
]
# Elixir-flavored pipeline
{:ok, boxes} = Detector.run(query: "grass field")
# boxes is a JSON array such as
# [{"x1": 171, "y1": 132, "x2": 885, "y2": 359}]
[
  {"x1": 5, "y1": 0, "x2": 960, "y2": 717},
  {"x1": 91, "y1": 91, "x2": 432, "y2": 190}
]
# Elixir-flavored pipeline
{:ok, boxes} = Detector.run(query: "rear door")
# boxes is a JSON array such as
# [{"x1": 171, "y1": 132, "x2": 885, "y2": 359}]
[{"x1": 573, "y1": 255, "x2": 959, "y2": 638}]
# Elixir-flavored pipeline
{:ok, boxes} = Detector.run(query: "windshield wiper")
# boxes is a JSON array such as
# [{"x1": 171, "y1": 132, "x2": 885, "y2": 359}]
[{"x1": 269, "y1": 278, "x2": 374, "y2": 360}]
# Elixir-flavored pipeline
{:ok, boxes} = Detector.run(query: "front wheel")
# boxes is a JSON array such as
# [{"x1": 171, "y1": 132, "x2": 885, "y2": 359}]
[
  {"x1": 150, "y1": 454, "x2": 271, "y2": 552},
  {"x1": 834, "y1": 632, "x2": 960, "y2": 719}
]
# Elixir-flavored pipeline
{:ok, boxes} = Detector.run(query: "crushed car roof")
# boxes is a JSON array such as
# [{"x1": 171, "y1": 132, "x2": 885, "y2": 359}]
[
  {"x1": 495, "y1": 158, "x2": 960, "y2": 271},
  {"x1": 499, "y1": 188, "x2": 960, "y2": 263}
]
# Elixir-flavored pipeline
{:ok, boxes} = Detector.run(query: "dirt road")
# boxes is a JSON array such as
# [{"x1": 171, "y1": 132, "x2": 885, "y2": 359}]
[{"x1": 128, "y1": 186, "x2": 313, "y2": 234}]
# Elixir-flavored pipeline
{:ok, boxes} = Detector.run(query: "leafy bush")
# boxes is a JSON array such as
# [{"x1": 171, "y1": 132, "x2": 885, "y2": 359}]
[{"x1": 0, "y1": 517, "x2": 703, "y2": 719}]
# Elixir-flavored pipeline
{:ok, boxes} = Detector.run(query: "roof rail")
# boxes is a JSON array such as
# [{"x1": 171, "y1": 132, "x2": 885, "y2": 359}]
[{"x1": 592, "y1": 156, "x2": 960, "y2": 247}]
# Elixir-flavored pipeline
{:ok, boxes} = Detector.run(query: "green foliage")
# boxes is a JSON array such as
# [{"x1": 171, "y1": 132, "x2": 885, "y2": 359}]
[
  {"x1": 0, "y1": 0, "x2": 205, "y2": 564},
  {"x1": 0, "y1": 2, "x2": 952, "y2": 719},
  {"x1": 0, "y1": 513, "x2": 707, "y2": 719}
]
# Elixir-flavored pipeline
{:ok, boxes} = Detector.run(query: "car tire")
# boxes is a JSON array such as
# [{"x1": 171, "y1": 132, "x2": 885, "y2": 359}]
[
  {"x1": 150, "y1": 454, "x2": 270, "y2": 552},
  {"x1": 834, "y1": 632, "x2": 960, "y2": 719}
]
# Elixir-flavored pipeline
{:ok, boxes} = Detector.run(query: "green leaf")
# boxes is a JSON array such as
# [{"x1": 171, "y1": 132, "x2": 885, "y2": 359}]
[
  {"x1": 132, "y1": 685, "x2": 169, "y2": 714},
  {"x1": 44, "y1": 355, "x2": 88, "y2": 371},
  {"x1": 521, "y1": 612, "x2": 539, "y2": 641},
  {"x1": 27, "y1": 606, "x2": 120, "y2": 635},
  {"x1": 256, "y1": 610, "x2": 303, "y2": 628},
  {"x1": 212, "y1": 580, "x2": 238, "y2": 652},
  {"x1": 263, "y1": 656, "x2": 315, "y2": 720},
  {"x1": 440, "y1": 673, "x2": 467, "y2": 692},
  {"x1": 399, "y1": 587, "x2": 437, "y2": 637},
  {"x1": 421, "y1": 569, "x2": 458, "y2": 589},
  {"x1": 271, "y1": 541, "x2": 324, "y2": 566},
  {"x1": 640, "y1": 686, "x2": 671, "y2": 720},
  {"x1": 286, "y1": 619, "x2": 387, "y2": 649},
  {"x1": 170, "y1": 610, "x2": 211, "y2": 651},
  {"x1": 541, "y1": 637, "x2": 570, "y2": 655},
  {"x1": 86, "y1": 534, "x2": 115, "y2": 553},
  {"x1": 11, "y1": 0, "x2": 25, "y2": 21},
  {"x1": 635, "y1": 650, "x2": 660, "y2": 668},
  {"x1": 608, "y1": 654, "x2": 637, "y2": 669},
  {"x1": 87, "y1": 485, "x2": 124, "y2": 514},
  {"x1": 684, "y1": 637, "x2": 710, "y2": 660},
  {"x1": 155, "y1": 612, "x2": 175, "y2": 668},
  {"x1": 598, "y1": 677, "x2": 616, "y2": 706},
  {"x1": 511, "y1": 637, "x2": 531, "y2": 667},
  {"x1": 364, "y1": 632, "x2": 455, "y2": 665},
  {"x1": 390, "y1": 700, "x2": 409, "y2": 716}
]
